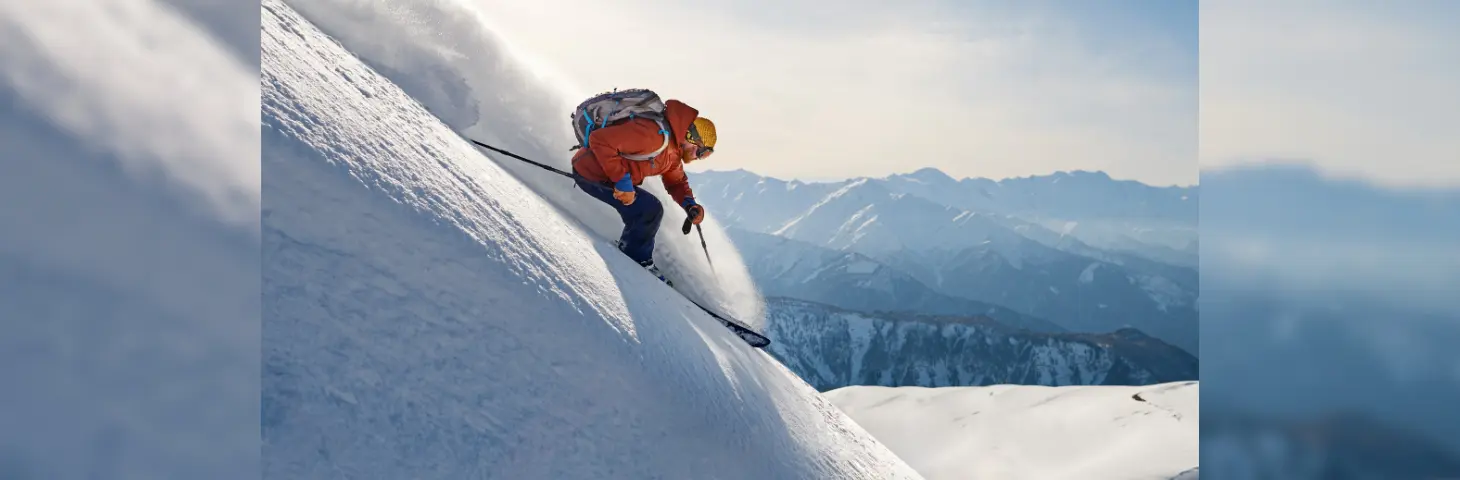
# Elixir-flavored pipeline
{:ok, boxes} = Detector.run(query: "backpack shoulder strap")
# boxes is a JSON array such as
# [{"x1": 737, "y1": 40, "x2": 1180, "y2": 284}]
[{"x1": 620, "y1": 118, "x2": 670, "y2": 161}]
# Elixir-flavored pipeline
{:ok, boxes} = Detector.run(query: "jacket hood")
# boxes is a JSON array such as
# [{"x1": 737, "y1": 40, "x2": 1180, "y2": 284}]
[{"x1": 664, "y1": 100, "x2": 699, "y2": 145}]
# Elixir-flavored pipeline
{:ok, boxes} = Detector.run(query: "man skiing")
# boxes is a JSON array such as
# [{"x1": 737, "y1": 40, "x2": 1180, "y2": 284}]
[{"x1": 569, "y1": 92, "x2": 715, "y2": 285}]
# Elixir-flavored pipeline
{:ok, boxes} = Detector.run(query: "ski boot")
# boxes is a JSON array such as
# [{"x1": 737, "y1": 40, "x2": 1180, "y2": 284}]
[
  {"x1": 618, "y1": 240, "x2": 673, "y2": 287},
  {"x1": 640, "y1": 259, "x2": 673, "y2": 287}
]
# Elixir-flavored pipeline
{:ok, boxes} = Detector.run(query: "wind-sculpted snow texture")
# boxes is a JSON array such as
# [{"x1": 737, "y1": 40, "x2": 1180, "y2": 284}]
[
  {"x1": 765, "y1": 298, "x2": 1198, "y2": 391},
  {"x1": 260, "y1": 2, "x2": 921, "y2": 478}
]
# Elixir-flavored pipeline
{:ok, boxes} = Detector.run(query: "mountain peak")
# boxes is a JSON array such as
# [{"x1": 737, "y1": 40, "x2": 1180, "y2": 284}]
[
  {"x1": 1041, "y1": 170, "x2": 1113, "y2": 182},
  {"x1": 893, "y1": 167, "x2": 958, "y2": 184},
  {"x1": 1071, "y1": 170, "x2": 1112, "y2": 180},
  {"x1": 1111, "y1": 327, "x2": 1153, "y2": 340}
]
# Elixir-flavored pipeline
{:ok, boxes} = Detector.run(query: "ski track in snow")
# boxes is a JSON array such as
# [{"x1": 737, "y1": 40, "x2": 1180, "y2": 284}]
[{"x1": 260, "y1": 1, "x2": 920, "y2": 477}]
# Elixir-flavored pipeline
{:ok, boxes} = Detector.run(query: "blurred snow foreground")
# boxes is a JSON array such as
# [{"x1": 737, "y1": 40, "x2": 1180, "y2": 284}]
[{"x1": 259, "y1": 0, "x2": 920, "y2": 477}]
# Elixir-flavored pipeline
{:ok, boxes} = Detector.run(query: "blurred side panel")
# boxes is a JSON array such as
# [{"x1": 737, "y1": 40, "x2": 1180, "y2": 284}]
[
  {"x1": 0, "y1": 0, "x2": 260, "y2": 478},
  {"x1": 1201, "y1": 0, "x2": 1460, "y2": 478}
]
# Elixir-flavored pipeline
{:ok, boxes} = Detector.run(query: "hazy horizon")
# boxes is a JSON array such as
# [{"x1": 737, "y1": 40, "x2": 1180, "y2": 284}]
[
  {"x1": 696, "y1": 164, "x2": 1201, "y2": 188},
  {"x1": 465, "y1": 0, "x2": 1197, "y2": 188}
]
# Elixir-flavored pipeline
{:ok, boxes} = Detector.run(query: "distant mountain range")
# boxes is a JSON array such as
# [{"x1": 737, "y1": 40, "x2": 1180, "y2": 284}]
[
  {"x1": 763, "y1": 297, "x2": 1199, "y2": 392},
  {"x1": 879, "y1": 168, "x2": 1197, "y2": 261},
  {"x1": 696, "y1": 167, "x2": 1197, "y2": 266},
  {"x1": 693, "y1": 168, "x2": 1199, "y2": 355},
  {"x1": 727, "y1": 228, "x2": 1065, "y2": 333}
]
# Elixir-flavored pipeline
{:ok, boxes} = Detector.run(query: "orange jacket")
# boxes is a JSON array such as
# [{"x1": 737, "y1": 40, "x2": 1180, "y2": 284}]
[{"x1": 571, "y1": 99, "x2": 698, "y2": 205}]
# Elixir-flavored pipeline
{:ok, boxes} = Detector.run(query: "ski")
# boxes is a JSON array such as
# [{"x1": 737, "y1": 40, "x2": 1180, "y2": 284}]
[
  {"x1": 629, "y1": 252, "x2": 770, "y2": 349},
  {"x1": 652, "y1": 267, "x2": 769, "y2": 348},
  {"x1": 664, "y1": 218, "x2": 768, "y2": 348},
  {"x1": 682, "y1": 297, "x2": 771, "y2": 349},
  {"x1": 648, "y1": 261, "x2": 769, "y2": 348}
]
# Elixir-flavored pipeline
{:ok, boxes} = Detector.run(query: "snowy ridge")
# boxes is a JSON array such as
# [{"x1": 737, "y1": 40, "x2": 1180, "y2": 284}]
[
  {"x1": 828, "y1": 381, "x2": 1199, "y2": 480},
  {"x1": 763, "y1": 298, "x2": 1197, "y2": 391},
  {"x1": 774, "y1": 179, "x2": 877, "y2": 239},
  {"x1": 260, "y1": 2, "x2": 920, "y2": 478},
  {"x1": 777, "y1": 179, "x2": 1023, "y2": 255},
  {"x1": 704, "y1": 169, "x2": 837, "y2": 233}
]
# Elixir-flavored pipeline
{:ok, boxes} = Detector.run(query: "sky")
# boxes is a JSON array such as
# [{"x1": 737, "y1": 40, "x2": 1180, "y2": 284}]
[
  {"x1": 1201, "y1": 0, "x2": 1460, "y2": 189},
  {"x1": 465, "y1": 0, "x2": 1198, "y2": 187}
]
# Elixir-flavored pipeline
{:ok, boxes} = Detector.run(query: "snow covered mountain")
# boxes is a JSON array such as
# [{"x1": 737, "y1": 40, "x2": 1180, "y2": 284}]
[
  {"x1": 728, "y1": 227, "x2": 1066, "y2": 333},
  {"x1": 259, "y1": 1, "x2": 922, "y2": 478},
  {"x1": 690, "y1": 168, "x2": 845, "y2": 235},
  {"x1": 695, "y1": 170, "x2": 1199, "y2": 355},
  {"x1": 880, "y1": 167, "x2": 1198, "y2": 261},
  {"x1": 764, "y1": 297, "x2": 1198, "y2": 391},
  {"x1": 701, "y1": 167, "x2": 1198, "y2": 266},
  {"x1": 827, "y1": 381, "x2": 1199, "y2": 480}
]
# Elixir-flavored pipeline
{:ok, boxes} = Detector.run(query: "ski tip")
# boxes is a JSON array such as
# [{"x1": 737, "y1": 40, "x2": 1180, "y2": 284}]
[{"x1": 732, "y1": 327, "x2": 771, "y2": 349}]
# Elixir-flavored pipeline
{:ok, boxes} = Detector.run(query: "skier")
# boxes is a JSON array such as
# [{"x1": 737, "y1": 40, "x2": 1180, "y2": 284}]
[{"x1": 570, "y1": 96, "x2": 715, "y2": 285}]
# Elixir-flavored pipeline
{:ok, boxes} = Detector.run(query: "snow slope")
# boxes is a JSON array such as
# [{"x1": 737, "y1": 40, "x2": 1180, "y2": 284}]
[
  {"x1": 260, "y1": 1, "x2": 920, "y2": 477},
  {"x1": 0, "y1": 0, "x2": 260, "y2": 477},
  {"x1": 828, "y1": 382, "x2": 1199, "y2": 480}
]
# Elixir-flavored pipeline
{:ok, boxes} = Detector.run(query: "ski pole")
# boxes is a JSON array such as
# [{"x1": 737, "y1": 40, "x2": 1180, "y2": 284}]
[
  {"x1": 683, "y1": 217, "x2": 715, "y2": 274},
  {"x1": 472, "y1": 135, "x2": 718, "y2": 273},
  {"x1": 697, "y1": 224, "x2": 715, "y2": 274},
  {"x1": 466, "y1": 137, "x2": 571, "y2": 178}
]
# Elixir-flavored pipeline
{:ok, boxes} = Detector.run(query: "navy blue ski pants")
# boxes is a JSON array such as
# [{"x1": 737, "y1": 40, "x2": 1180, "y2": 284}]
[{"x1": 573, "y1": 174, "x2": 663, "y2": 265}]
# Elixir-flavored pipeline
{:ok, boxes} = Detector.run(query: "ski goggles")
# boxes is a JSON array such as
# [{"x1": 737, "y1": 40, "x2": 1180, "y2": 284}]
[
  {"x1": 686, "y1": 126, "x2": 714, "y2": 159},
  {"x1": 688, "y1": 142, "x2": 713, "y2": 160}
]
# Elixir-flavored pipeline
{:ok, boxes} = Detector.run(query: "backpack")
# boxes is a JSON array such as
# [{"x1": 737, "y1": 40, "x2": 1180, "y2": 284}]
[{"x1": 568, "y1": 88, "x2": 672, "y2": 162}]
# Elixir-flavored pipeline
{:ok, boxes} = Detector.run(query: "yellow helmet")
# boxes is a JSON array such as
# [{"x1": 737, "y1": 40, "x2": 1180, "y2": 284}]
[{"x1": 689, "y1": 117, "x2": 716, "y2": 149}]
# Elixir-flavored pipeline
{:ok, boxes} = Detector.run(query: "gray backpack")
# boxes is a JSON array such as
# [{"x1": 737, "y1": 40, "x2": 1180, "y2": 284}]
[{"x1": 569, "y1": 88, "x2": 672, "y2": 162}]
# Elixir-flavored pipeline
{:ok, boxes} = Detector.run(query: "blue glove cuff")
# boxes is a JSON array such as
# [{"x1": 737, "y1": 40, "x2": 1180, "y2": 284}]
[
  {"x1": 681, "y1": 197, "x2": 698, "y2": 209},
  {"x1": 614, "y1": 173, "x2": 633, "y2": 192}
]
